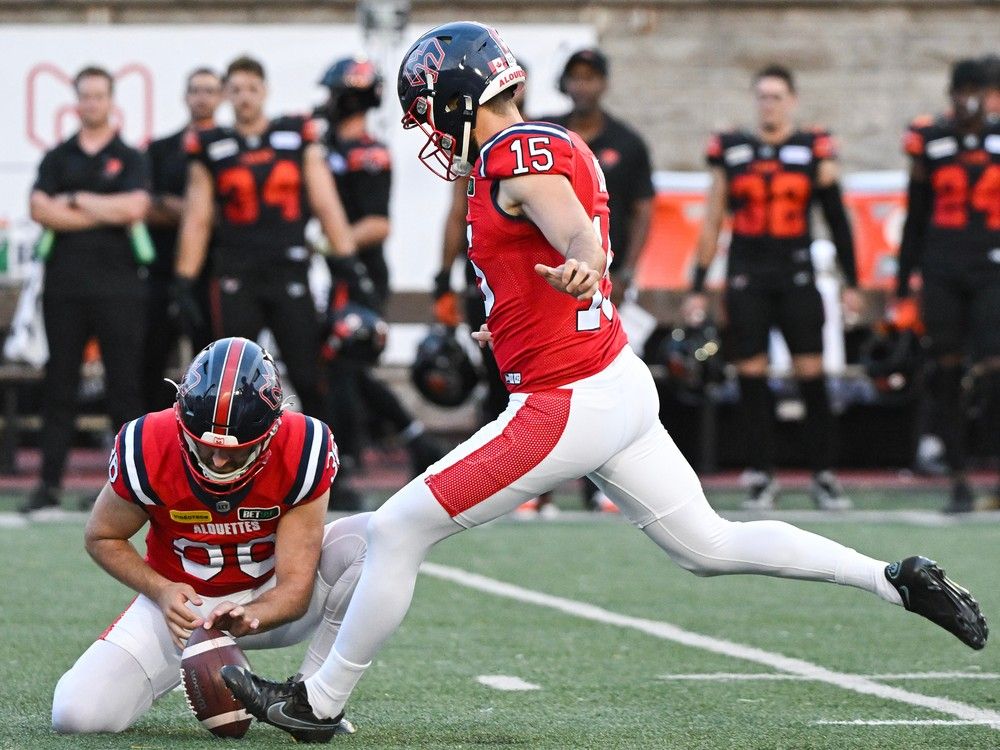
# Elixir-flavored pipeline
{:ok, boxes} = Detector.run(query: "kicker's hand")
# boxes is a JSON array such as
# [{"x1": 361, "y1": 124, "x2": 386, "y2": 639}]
[
  {"x1": 154, "y1": 581, "x2": 204, "y2": 649},
  {"x1": 203, "y1": 601, "x2": 261, "y2": 638},
  {"x1": 534, "y1": 259, "x2": 601, "y2": 302}
]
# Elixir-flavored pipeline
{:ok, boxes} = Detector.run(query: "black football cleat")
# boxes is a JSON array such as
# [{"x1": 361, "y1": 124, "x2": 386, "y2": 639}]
[
  {"x1": 220, "y1": 665, "x2": 355, "y2": 743},
  {"x1": 885, "y1": 556, "x2": 988, "y2": 650}
]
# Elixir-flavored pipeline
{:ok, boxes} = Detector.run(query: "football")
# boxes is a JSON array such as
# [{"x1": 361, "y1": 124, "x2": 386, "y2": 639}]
[{"x1": 181, "y1": 627, "x2": 253, "y2": 738}]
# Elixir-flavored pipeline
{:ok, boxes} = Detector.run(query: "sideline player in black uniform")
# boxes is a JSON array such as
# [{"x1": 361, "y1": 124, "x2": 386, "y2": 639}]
[
  {"x1": 175, "y1": 56, "x2": 355, "y2": 419},
  {"x1": 896, "y1": 59, "x2": 1000, "y2": 513},
  {"x1": 142, "y1": 67, "x2": 221, "y2": 411},
  {"x1": 686, "y1": 65, "x2": 862, "y2": 510},
  {"x1": 24, "y1": 66, "x2": 151, "y2": 513},
  {"x1": 314, "y1": 56, "x2": 442, "y2": 491}
]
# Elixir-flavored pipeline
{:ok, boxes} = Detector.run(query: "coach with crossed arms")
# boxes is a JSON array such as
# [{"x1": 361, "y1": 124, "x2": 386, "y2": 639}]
[{"x1": 24, "y1": 65, "x2": 151, "y2": 514}]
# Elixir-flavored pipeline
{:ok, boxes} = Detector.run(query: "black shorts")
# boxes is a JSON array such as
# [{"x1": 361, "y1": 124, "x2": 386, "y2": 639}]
[
  {"x1": 921, "y1": 268, "x2": 1000, "y2": 361},
  {"x1": 724, "y1": 277, "x2": 825, "y2": 361}
]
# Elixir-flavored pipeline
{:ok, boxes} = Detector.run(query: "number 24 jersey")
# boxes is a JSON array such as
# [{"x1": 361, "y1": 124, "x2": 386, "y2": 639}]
[{"x1": 466, "y1": 122, "x2": 626, "y2": 393}]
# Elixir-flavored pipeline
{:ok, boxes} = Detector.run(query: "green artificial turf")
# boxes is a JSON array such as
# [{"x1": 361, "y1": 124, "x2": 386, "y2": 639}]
[{"x1": 1, "y1": 499, "x2": 998, "y2": 749}]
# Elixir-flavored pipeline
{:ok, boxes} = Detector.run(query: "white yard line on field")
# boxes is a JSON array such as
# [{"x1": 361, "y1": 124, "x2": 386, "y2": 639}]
[
  {"x1": 421, "y1": 562, "x2": 1000, "y2": 730},
  {"x1": 815, "y1": 719, "x2": 997, "y2": 726},
  {"x1": 476, "y1": 675, "x2": 541, "y2": 691},
  {"x1": 658, "y1": 672, "x2": 1000, "y2": 682}
]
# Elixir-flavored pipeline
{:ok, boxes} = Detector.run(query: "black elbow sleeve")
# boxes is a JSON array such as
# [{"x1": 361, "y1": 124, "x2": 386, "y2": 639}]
[{"x1": 815, "y1": 182, "x2": 857, "y2": 287}]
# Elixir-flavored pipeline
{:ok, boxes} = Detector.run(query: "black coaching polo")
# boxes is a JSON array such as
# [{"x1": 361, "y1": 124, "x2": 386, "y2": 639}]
[{"x1": 33, "y1": 132, "x2": 150, "y2": 295}]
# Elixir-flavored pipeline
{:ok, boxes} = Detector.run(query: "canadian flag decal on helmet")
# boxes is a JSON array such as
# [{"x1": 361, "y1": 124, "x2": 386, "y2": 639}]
[{"x1": 404, "y1": 38, "x2": 446, "y2": 87}]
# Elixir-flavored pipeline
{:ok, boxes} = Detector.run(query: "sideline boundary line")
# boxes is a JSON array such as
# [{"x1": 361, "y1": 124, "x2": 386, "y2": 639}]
[{"x1": 421, "y1": 562, "x2": 1000, "y2": 730}]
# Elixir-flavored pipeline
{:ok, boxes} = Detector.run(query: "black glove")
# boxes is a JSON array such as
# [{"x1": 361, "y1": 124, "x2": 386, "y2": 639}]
[
  {"x1": 169, "y1": 276, "x2": 205, "y2": 335},
  {"x1": 327, "y1": 256, "x2": 380, "y2": 310},
  {"x1": 433, "y1": 268, "x2": 452, "y2": 300}
]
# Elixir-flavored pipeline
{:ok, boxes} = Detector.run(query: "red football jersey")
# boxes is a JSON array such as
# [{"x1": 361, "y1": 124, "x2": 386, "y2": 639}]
[
  {"x1": 467, "y1": 122, "x2": 627, "y2": 392},
  {"x1": 109, "y1": 409, "x2": 337, "y2": 597}
]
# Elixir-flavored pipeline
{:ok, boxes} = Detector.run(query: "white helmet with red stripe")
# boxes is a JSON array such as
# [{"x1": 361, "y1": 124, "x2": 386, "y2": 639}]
[{"x1": 174, "y1": 337, "x2": 284, "y2": 492}]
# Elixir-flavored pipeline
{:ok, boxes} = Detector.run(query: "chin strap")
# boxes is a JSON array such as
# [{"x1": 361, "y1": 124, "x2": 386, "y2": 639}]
[{"x1": 451, "y1": 95, "x2": 475, "y2": 178}]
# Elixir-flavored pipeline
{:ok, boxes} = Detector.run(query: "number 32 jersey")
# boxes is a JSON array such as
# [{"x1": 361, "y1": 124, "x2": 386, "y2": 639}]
[
  {"x1": 109, "y1": 408, "x2": 337, "y2": 597},
  {"x1": 706, "y1": 128, "x2": 836, "y2": 279},
  {"x1": 467, "y1": 122, "x2": 626, "y2": 393}
]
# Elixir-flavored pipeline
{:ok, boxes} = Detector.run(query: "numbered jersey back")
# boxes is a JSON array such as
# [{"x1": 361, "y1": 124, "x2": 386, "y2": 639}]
[
  {"x1": 109, "y1": 409, "x2": 337, "y2": 597},
  {"x1": 186, "y1": 116, "x2": 319, "y2": 272},
  {"x1": 706, "y1": 128, "x2": 833, "y2": 267},
  {"x1": 467, "y1": 122, "x2": 626, "y2": 393},
  {"x1": 904, "y1": 115, "x2": 1000, "y2": 265}
]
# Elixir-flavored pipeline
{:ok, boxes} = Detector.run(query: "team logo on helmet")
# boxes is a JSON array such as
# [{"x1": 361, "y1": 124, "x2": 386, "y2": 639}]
[{"x1": 403, "y1": 38, "x2": 446, "y2": 88}]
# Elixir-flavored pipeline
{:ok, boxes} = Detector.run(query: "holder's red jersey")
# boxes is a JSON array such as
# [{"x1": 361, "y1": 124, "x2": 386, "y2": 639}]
[
  {"x1": 467, "y1": 122, "x2": 627, "y2": 392},
  {"x1": 109, "y1": 409, "x2": 337, "y2": 597}
]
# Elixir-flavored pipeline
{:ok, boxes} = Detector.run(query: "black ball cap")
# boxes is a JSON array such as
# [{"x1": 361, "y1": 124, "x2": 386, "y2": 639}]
[{"x1": 562, "y1": 48, "x2": 609, "y2": 79}]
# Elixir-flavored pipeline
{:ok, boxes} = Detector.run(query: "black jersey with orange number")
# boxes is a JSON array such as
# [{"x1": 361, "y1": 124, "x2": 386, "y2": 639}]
[
  {"x1": 903, "y1": 114, "x2": 1000, "y2": 273},
  {"x1": 186, "y1": 116, "x2": 319, "y2": 274},
  {"x1": 706, "y1": 128, "x2": 835, "y2": 279}
]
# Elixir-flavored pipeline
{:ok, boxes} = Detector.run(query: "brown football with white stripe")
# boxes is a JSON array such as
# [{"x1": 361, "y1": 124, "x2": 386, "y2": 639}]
[{"x1": 181, "y1": 627, "x2": 253, "y2": 738}]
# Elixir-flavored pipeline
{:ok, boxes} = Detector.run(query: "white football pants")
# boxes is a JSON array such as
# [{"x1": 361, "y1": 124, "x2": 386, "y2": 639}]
[
  {"x1": 305, "y1": 347, "x2": 900, "y2": 718},
  {"x1": 51, "y1": 514, "x2": 368, "y2": 734}
]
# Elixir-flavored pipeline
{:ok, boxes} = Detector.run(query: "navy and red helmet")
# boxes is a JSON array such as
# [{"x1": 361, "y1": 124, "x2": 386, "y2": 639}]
[
  {"x1": 397, "y1": 21, "x2": 526, "y2": 180},
  {"x1": 317, "y1": 56, "x2": 383, "y2": 123},
  {"x1": 174, "y1": 337, "x2": 284, "y2": 492}
]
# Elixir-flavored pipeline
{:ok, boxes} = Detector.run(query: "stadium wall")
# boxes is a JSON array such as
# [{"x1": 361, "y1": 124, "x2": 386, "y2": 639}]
[{"x1": 1, "y1": 1, "x2": 997, "y2": 171}]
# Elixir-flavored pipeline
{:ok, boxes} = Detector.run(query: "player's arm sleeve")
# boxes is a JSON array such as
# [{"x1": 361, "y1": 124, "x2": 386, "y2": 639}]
[
  {"x1": 108, "y1": 420, "x2": 160, "y2": 506},
  {"x1": 32, "y1": 149, "x2": 61, "y2": 195},
  {"x1": 292, "y1": 418, "x2": 340, "y2": 506},
  {"x1": 815, "y1": 180, "x2": 858, "y2": 287},
  {"x1": 480, "y1": 128, "x2": 575, "y2": 181},
  {"x1": 897, "y1": 166, "x2": 931, "y2": 298},
  {"x1": 896, "y1": 125, "x2": 930, "y2": 297}
]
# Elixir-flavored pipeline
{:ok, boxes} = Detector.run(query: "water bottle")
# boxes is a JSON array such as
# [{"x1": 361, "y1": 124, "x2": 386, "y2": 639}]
[
  {"x1": 35, "y1": 228, "x2": 55, "y2": 262},
  {"x1": 129, "y1": 222, "x2": 157, "y2": 265},
  {"x1": 0, "y1": 219, "x2": 8, "y2": 274}
]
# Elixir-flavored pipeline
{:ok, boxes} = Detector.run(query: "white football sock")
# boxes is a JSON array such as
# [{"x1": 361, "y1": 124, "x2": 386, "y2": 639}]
[{"x1": 304, "y1": 648, "x2": 370, "y2": 720}]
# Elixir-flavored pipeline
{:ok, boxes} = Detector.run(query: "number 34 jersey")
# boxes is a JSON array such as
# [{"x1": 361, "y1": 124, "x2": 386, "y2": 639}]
[
  {"x1": 185, "y1": 115, "x2": 320, "y2": 273},
  {"x1": 706, "y1": 128, "x2": 836, "y2": 279},
  {"x1": 466, "y1": 122, "x2": 626, "y2": 394},
  {"x1": 903, "y1": 114, "x2": 1000, "y2": 273},
  {"x1": 109, "y1": 408, "x2": 337, "y2": 597}
]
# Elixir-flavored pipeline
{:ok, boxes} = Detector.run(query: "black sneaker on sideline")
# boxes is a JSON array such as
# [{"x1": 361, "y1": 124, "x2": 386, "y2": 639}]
[
  {"x1": 220, "y1": 665, "x2": 354, "y2": 743},
  {"x1": 741, "y1": 471, "x2": 779, "y2": 511},
  {"x1": 885, "y1": 556, "x2": 988, "y2": 650},
  {"x1": 810, "y1": 470, "x2": 853, "y2": 511},
  {"x1": 943, "y1": 480, "x2": 974, "y2": 514},
  {"x1": 18, "y1": 484, "x2": 60, "y2": 514}
]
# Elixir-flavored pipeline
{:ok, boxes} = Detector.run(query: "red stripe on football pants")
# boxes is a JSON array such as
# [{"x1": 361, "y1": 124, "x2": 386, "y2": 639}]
[{"x1": 425, "y1": 389, "x2": 572, "y2": 517}]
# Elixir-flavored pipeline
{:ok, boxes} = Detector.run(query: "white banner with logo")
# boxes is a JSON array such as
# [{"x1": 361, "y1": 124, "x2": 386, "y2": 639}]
[{"x1": 0, "y1": 23, "x2": 595, "y2": 287}]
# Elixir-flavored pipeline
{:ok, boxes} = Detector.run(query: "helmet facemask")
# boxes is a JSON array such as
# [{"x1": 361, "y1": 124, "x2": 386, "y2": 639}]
[
  {"x1": 402, "y1": 86, "x2": 476, "y2": 181},
  {"x1": 175, "y1": 403, "x2": 280, "y2": 494}
]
